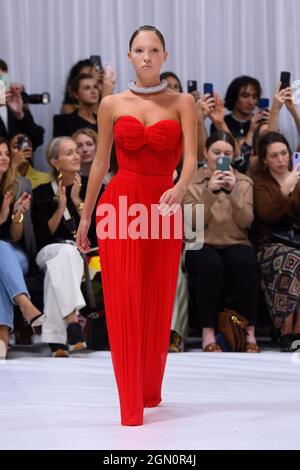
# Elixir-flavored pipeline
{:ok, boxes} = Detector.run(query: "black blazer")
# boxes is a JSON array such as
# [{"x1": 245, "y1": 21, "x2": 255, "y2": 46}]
[
  {"x1": 53, "y1": 110, "x2": 98, "y2": 137},
  {"x1": 0, "y1": 107, "x2": 44, "y2": 150}
]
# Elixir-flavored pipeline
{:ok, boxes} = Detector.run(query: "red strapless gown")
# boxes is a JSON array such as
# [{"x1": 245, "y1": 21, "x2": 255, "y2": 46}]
[{"x1": 97, "y1": 115, "x2": 183, "y2": 425}]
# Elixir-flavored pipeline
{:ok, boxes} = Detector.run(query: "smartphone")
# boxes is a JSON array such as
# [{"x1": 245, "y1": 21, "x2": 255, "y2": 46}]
[
  {"x1": 17, "y1": 135, "x2": 31, "y2": 151},
  {"x1": 203, "y1": 82, "x2": 214, "y2": 96},
  {"x1": 90, "y1": 55, "x2": 103, "y2": 71},
  {"x1": 187, "y1": 80, "x2": 197, "y2": 93},
  {"x1": 280, "y1": 71, "x2": 291, "y2": 90},
  {"x1": 216, "y1": 156, "x2": 231, "y2": 172},
  {"x1": 0, "y1": 80, "x2": 6, "y2": 105},
  {"x1": 0, "y1": 73, "x2": 10, "y2": 91},
  {"x1": 292, "y1": 152, "x2": 300, "y2": 171},
  {"x1": 258, "y1": 98, "x2": 269, "y2": 109},
  {"x1": 0, "y1": 73, "x2": 10, "y2": 105}
]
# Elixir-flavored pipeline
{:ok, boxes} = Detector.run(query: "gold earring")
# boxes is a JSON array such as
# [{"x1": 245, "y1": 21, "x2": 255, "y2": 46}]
[{"x1": 57, "y1": 172, "x2": 63, "y2": 181}]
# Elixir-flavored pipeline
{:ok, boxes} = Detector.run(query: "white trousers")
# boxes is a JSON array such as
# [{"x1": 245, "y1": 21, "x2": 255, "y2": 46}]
[{"x1": 36, "y1": 243, "x2": 86, "y2": 344}]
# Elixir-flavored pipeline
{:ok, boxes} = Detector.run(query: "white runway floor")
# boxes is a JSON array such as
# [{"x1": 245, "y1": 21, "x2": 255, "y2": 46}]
[{"x1": 1, "y1": 345, "x2": 300, "y2": 450}]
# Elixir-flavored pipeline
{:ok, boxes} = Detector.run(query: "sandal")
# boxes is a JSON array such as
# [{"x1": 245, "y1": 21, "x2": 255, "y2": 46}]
[
  {"x1": 26, "y1": 312, "x2": 46, "y2": 333},
  {"x1": 245, "y1": 342, "x2": 261, "y2": 353},
  {"x1": 279, "y1": 334, "x2": 296, "y2": 352},
  {"x1": 203, "y1": 342, "x2": 223, "y2": 352}
]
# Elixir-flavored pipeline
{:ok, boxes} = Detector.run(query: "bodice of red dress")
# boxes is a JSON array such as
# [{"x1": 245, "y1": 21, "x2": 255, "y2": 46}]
[{"x1": 114, "y1": 115, "x2": 182, "y2": 176}]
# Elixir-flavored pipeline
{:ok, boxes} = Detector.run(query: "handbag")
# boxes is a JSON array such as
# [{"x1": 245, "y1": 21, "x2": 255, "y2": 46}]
[
  {"x1": 270, "y1": 218, "x2": 300, "y2": 248},
  {"x1": 217, "y1": 309, "x2": 248, "y2": 352}
]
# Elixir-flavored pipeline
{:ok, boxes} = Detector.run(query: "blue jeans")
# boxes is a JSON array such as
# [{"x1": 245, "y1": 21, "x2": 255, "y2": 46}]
[{"x1": 0, "y1": 240, "x2": 29, "y2": 330}]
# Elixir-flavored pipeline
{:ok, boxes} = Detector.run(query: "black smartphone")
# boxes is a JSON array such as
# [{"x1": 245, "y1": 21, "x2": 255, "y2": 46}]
[
  {"x1": 187, "y1": 80, "x2": 197, "y2": 93},
  {"x1": 279, "y1": 71, "x2": 291, "y2": 90},
  {"x1": 203, "y1": 83, "x2": 214, "y2": 96},
  {"x1": 258, "y1": 98, "x2": 269, "y2": 109},
  {"x1": 90, "y1": 55, "x2": 103, "y2": 71}
]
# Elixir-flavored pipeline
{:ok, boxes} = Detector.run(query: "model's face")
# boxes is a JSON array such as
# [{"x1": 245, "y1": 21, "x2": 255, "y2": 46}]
[
  {"x1": 264, "y1": 142, "x2": 290, "y2": 175},
  {"x1": 75, "y1": 78, "x2": 99, "y2": 105},
  {"x1": 235, "y1": 84, "x2": 258, "y2": 115},
  {"x1": 205, "y1": 140, "x2": 234, "y2": 172},
  {"x1": 165, "y1": 75, "x2": 181, "y2": 92},
  {"x1": 0, "y1": 143, "x2": 10, "y2": 176},
  {"x1": 128, "y1": 31, "x2": 168, "y2": 76},
  {"x1": 74, "y1": 133, "x2": 96, "y2": 164},
  {"x1": 52, "y1": 139, "x2": 81, "y2": 174}
]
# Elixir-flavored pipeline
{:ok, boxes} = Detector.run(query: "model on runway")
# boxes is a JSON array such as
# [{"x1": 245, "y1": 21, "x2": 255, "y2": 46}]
[{"x1": 76, "y1": 25, "x2": 197, "y2": 426}]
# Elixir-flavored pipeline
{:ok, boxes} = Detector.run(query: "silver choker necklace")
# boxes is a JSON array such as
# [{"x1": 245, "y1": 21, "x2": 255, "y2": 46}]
[{"x1": 128, "y1": 79, "x2": 168, "y2": 94}]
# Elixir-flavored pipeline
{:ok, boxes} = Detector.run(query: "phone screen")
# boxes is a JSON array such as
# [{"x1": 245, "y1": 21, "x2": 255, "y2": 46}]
[
  {"x1": 292, "y1": 152, "x2": 300, "y2": 171},
  {"x1": 280, "y1": 71, "x2": 291, "y2": 90},
  {"x1": 258, "y1": 98, "x2": 269, "y2": 109},
  {"x1": 203, "y1": 83, "x2": 214, "y2": 96},
  {"x1": 187, "y1": 80, "x2": 197, "y2": 93},
  {"x1": 90, "y1": 55, "x2": 103, "y2": 71}
]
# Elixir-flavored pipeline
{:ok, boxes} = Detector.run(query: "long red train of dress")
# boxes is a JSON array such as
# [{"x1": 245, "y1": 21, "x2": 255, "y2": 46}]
[{"x1": 97, "y1": 115, "x2": 183, "y2": 425}]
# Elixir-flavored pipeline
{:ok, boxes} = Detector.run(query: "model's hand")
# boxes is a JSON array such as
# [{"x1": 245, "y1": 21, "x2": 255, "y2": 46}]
[
  {"x1": 158, "y1": 184, "x2": 184, "y2": 216},
  {"x1": 0, "y1": 191, "x2": 12, "y2": 225},
  {"x1": 76, "y1": 218, "x2": 91, "y2": 253}
]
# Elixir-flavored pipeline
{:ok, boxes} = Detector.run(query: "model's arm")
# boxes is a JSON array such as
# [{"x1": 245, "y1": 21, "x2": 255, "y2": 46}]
[
  {"x1": 176, "y1": 94, "x2": 198, "y2": 189},
  {"x1": 76, "y1": 96, "x2": 114, "y2": 251},
  {"x1": 159, "y1": 93, "x2": 197, "y2": 215}
]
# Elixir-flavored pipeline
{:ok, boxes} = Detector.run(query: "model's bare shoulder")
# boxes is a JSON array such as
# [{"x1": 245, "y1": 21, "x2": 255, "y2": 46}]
[{"x1": 178, "y1": 92, "x2": 195, "y2": 105}]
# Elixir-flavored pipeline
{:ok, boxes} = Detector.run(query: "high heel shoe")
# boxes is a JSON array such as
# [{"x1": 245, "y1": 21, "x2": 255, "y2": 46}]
[{"x1": 26, "y1": 313, "x2": 46, "y2": 331}]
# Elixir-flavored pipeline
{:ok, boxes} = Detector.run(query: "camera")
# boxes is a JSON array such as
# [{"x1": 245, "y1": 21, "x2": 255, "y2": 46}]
[{"x1": 21, "y1": 92, "x2": 50, "y2": 105}]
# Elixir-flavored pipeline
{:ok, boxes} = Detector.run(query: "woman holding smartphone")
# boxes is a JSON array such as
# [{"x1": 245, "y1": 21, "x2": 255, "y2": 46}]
[
  {"x1": 253, "y1": 132, "x2": 300, "y2": 352},
  {"x1": 183, "y1": 131, "x2": 260, "y2": 353},
  {"x1": 76, "y1": 25, "x2": 197, "y2": 426}
]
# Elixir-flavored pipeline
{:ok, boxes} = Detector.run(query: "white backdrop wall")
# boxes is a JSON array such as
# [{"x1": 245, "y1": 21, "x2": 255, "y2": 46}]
[{"x1": 1, "y1": 0, "x2": 300, "y2": 169}]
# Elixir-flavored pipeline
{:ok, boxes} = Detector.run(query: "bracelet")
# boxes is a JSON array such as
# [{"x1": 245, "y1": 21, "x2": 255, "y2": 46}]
[{"x1": 11, "y1": 212, "x2": 24, "y2": 224}]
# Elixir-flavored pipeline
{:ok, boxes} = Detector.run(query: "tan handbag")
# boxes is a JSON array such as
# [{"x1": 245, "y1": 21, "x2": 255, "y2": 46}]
[{"x1": 217, "y1": 309, "x2": 248, "y2": 352}]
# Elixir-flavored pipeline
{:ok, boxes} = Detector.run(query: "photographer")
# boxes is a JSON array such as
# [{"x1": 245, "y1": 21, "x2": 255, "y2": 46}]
[
  {"x1": 0, "y1": 59, "x2": 45, "y2": 150},
  {"x1": 10, "y1": 133, "x2": 51, "y2": 190}
]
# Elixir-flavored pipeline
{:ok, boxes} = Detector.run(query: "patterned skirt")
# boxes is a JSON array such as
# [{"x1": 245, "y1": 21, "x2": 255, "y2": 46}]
[{"x1": 257, "y1": 243, "x2": 300, "y2": 329}]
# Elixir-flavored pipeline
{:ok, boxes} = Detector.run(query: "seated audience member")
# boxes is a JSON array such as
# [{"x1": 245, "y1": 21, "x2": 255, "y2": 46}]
[
  {"x1": 0, "y1": 60, "x2": 44, "y2": 150},
  {"x1": 61, "y1": 58, "x2": 115, "y2": 114},
  {"x1": 53, "y1": 74, "x2": 99, "y2": 137},
  {"x1": 0, "y1": 137, "x2": 44, "y2": 359},
  {"x1": 72, "y1": 128, "x2": 97, "y2": 177},
  {"x1": 10, "y1": 133, "x2": 51, "y2": 189},
  {"x1": 253, "y1": 132, "x2": 300, "y2": 352},
  {"x1": 211, "y1": 76, "x2": 270, "y2": 172},
  {"x1": 32, "y1": 137, "x2": 101, "y2": 357},
  {"x1": 183, "y1": 131, "x2": 260, "y2": 353},
  {"x1": 160, "y1": 71, "x2": 183, "y2": 92}
]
